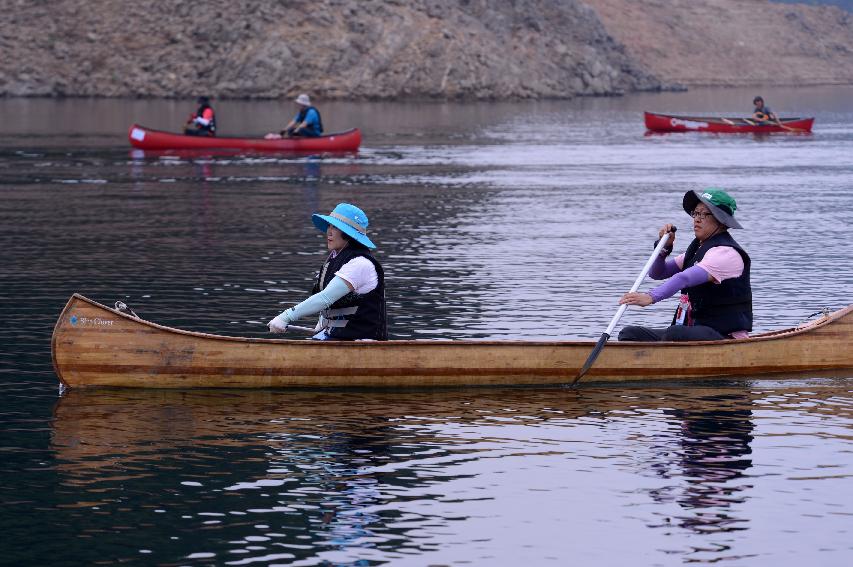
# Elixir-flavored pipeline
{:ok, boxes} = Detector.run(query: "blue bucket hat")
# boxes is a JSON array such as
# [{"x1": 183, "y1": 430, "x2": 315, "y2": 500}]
[{"x1": 312, "y1": 203, "x2": 376, "y2": 249}]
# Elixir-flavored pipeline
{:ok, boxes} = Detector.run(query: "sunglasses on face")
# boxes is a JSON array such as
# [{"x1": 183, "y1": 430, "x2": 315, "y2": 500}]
[{"x1": 691, "y1": 211, "x2": 715, "y2": 220}]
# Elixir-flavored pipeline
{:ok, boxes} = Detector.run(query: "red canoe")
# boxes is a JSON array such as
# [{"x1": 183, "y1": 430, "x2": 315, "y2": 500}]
[
  {"x1": 128, "y1": 123, "x2": 361, "y2": 152},
  {"x1": 644, "y1": 112, "x2": 814, "y2": 133}
]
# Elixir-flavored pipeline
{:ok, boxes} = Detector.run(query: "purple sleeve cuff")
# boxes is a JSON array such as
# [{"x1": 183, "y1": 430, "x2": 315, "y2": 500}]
[
  {"x1": 648, "y1": 252, "x2": 681, "y2": 280},
  {"x1": 648, "y1": 265, "x2": 709, "y2": 303}
]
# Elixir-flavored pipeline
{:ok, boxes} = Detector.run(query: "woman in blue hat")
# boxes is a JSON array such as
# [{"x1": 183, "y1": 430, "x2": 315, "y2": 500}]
[
  {"x1": 617, "y1": 188, "x2": 752, "y2": 342},
  {"x1": 268, "y1": 203, "x2": 387, "y2": 341}
]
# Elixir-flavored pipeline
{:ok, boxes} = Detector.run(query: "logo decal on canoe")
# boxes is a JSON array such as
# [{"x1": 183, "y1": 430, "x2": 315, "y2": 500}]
[
  {"x1": 670, "y1": 118, "x2": 708, "y2": 129},
  {"x1": 130, "y1": 128, "x2": 146, "y2": 142},
  {"x1": 69, "y1": 314, "x2": 114, "y2": 327}
]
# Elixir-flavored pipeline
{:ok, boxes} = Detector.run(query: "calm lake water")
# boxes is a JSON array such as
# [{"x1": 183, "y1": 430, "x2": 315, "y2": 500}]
[{"x1": 1, "y1": 86, "x2": 851, "y2": 565}]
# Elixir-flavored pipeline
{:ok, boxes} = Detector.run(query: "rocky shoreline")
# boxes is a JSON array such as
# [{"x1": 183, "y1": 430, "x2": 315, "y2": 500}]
[{"x1": 0, "y1": 0, "x2": 850, "y2": 100}]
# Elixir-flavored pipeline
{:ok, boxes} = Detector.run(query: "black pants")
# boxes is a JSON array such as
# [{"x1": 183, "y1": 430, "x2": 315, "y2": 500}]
[
  {"x1": 284, "y1": 128, "x2": 321, "y2": 138},
  {"x1": 184, "y1": 128, "x2": 214, "y2": 136},
  {"x1": 618, "y1": 324, "x2": 726, "y2": 342}
]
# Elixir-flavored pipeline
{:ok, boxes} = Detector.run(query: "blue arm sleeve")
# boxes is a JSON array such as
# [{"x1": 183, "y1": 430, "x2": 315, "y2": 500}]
[{"x1": 281, "y1": 276, "x2": 351, "y2": 322}]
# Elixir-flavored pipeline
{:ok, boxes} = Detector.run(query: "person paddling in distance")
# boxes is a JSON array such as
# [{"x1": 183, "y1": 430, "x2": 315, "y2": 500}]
[
  {"x1": 268, "y1": 203, "x2": 387, "y2": 341},
  {"x1": 265, "y1": 93, "x2": 324, "y2": 139},
  {"x1": 184, "y1": 96, "x2": 216, "y2": 136},
  {"x1": 751, "y1": 96, "x2": 777, "y2": 124},
  {"x1": 618, "y1": 188, "x2": 752, "y2": 341}
]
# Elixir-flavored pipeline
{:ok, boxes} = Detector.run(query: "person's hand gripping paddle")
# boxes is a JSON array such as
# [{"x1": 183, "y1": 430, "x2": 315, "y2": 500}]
[{"x1": 571, "y1": 227, "x2": 676, "y2": 387}]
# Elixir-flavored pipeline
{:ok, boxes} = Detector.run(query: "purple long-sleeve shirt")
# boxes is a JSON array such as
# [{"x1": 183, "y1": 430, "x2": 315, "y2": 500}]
[
  {"x1": 647, "y1": 251, "x2": 709, "y2": 303},
  {"x1": 649, "y1": 252, "x2": 680, "y2": 280}
]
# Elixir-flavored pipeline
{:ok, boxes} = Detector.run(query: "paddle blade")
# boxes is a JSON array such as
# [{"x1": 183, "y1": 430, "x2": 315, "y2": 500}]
[{"x1": 571, "y1": 332, "x2": 610, "y2": 387}]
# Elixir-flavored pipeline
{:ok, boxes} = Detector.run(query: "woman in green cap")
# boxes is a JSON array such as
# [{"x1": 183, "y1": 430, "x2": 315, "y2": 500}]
[
  {"x1": 618, "y1": 188, "x2": 752, "y2": 341},
  {"x1": 268, "y1": 203, "x2": 387, "y2": 341}
]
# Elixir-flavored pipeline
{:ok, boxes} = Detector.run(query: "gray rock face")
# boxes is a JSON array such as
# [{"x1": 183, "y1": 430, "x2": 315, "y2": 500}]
[{"x1": 0, "y1": 0, "x2": 664, "y2": 99}]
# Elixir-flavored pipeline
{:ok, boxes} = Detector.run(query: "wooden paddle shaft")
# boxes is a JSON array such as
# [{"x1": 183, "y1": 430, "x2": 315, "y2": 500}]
[{"x1": 603, "y1": 230, "x2": 675, "y2": 337}]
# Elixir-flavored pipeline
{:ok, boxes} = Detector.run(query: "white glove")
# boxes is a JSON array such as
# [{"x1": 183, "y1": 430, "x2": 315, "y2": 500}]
[
  {"x1": 194, "y1": 116, "x2": 210, "y2": 126},
  {"x1": 268, "y1": 309, "x2": 293, "y2": 333}
]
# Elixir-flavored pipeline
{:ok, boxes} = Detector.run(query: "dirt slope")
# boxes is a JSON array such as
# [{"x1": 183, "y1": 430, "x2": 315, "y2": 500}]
[{"x1": 584, "y1": 0, "x2": 853, "y2": 86}]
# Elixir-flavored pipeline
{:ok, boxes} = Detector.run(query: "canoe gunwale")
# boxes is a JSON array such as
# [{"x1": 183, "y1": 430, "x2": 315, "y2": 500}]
[
  {"x1": 643, "y1": 112, "x2": 814, "y2": 133},
  {"x1": 57, "y1": 293, "x2": 850, "y2": 348},
  {"x1": 127, "y1": 123, "x2": 361, "y2": 152},
  {"x1": 130, "y1": 123, "x2": 359, "y2": 144},
  {"x1": 51, "y1": 294, "x2": 853, "y2": 388},
  {"x1": 646, "y1": 112, "x2": 808, "y2": 126}
]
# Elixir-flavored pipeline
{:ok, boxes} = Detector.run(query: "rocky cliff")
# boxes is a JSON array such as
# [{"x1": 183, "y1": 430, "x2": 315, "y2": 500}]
[
  {"x1": 584, "y1": 0, "x2": 853, "y2": 86},
  {"x1": 1, "y1": 0, "x2": 851, "y2": 100},
  {"x1": 0, "y1": 0, "x2": 661, "y2": 99}
]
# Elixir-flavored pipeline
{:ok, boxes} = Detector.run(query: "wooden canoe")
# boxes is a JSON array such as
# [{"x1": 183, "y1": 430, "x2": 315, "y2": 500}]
[
  {"x1": 127, "y1": 123, "x2": 361, "y2": 152},
  {"x1": 51, "y1": 294, "x2": 853, "y2": 388},
  {"x1": 644, "y1": 112, "x2": 814, "y2": 133}
]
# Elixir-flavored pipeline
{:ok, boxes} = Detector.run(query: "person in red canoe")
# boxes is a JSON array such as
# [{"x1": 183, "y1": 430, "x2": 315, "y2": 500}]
[
  {"x1": 751, "y1": 96, "x2": 777, "y2": 124},
  {"x1": 265, "y1": 94, "x2": 323, "y2": 139},
  {"x1": 184, "y1": 96, "x2": 216, "y2": 136},
  {"x1": 617, "y1": 188, "x2": 752, "y2": 342}
]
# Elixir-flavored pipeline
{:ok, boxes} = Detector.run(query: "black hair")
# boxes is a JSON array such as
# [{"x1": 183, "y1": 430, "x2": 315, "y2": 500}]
[
  {"x1": 197, "y1": 96, "x2": 210, "y2": 105},
  {"x1": 753, "y1": 96, "x2": 763, "y2": 104},
  {"x1": 342, "y1": 232, "x2": 370, "y2": 250}
]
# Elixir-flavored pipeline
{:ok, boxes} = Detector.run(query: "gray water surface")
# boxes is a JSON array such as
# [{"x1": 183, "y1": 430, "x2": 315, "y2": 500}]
[{"x1": 1, "y1": 86, "x2": 851, "y2": 566}]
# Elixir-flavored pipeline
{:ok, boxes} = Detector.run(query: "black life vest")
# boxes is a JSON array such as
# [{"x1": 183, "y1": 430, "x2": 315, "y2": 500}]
[
  {"x1": 295, "y1": 106, "x2": 323, "y2": 135},
  {"x1": 311, "y1": 246, "x2": 386, "y2": 340},
  {"x1": 680, "y1": 231, "x2": 753, "y2": 335},
  {"x1": 196, "y1": 104, "x2": 216, "y2": 133}
]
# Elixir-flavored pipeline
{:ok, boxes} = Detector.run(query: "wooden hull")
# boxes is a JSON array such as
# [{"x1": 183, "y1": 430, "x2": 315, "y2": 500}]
[
  {"x1": 51, "y1": 295, "x2": 853, "y2": 388},
  {"x1": 127, "y1": 123, "x2": 361, "y2": 152},
  {"x1": 644, "y1": 112, "x2": 814, "y2": 133}
]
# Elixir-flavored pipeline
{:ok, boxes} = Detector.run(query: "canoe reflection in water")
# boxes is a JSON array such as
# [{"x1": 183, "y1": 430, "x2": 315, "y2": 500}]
[
  {"x1": 50, "y1": 385, "x2": 844, "y2": 563},
  {"x1": 51, "y1": 389, "x2": 417, "y2": 557},
  {"x1": 646, "y1": 392, "x2": 754, "y2": 536}
]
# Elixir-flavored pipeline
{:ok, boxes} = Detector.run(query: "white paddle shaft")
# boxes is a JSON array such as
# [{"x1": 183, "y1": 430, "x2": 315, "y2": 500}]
[{"x1": 603, "y1": 231, "x2": 674, "y2": 337}]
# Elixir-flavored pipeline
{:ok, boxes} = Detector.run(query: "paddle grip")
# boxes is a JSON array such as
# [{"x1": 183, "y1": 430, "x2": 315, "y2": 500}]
[{"x1": 653, "y1": 226, "x2": 677, "y2": 248}]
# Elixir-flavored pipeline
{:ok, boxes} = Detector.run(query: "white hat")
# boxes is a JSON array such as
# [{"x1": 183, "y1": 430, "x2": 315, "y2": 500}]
[{"x1": 295, "y1": 93, "x2": 311, "y2": 106}]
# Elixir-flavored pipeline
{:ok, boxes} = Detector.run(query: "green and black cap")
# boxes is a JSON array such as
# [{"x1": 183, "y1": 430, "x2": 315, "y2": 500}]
[{"x1": 683, "y1": 188, "x2": 743, "y2": 229}]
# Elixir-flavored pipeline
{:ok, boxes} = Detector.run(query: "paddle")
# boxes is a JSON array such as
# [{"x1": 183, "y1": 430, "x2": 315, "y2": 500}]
[
  {"x1": 745, "y1": 114, "x2": 804, "y2": 133},
  {"x1": 774, "y1": 116, "x2": 804, "y2": 133},
  {"x1": 264, "y1": 317, "x2": 317, "y2": 335},
  {"x1": 570, "y1": 227, "x2": 676, "y2": 387}
]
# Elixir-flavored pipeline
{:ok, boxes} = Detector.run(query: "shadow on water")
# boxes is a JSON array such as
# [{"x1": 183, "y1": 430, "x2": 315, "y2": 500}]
[{"x1": 646, "y1": 392, "x2": 755, "y2": 535}]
